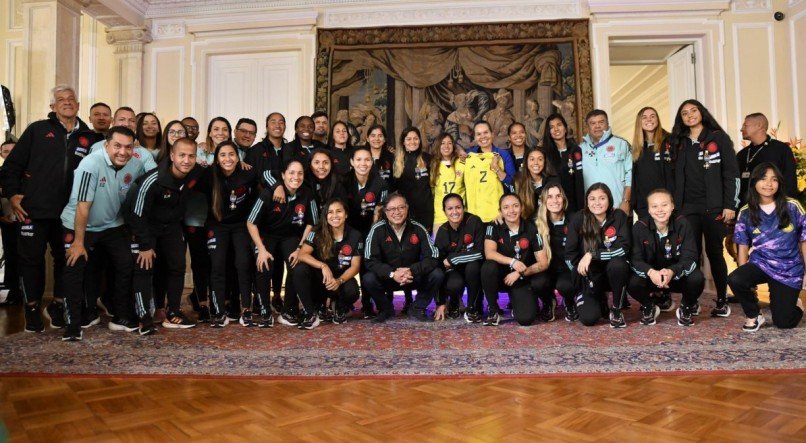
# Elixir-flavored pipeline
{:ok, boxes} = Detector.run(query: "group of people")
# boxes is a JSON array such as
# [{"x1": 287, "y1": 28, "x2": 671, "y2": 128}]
[{"x1": 0, "y1": 84, "x2": 803, "y2": 342}]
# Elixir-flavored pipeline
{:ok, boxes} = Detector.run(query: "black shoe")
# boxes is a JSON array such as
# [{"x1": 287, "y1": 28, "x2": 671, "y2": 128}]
[
  {"x1": 639, "y1": 304, "x2": 660, "y2": 326},
  {"x1": 138, "y1": 320, "x2": 157, "y2": 336},
  {"x1": 411, "y1": 308, "x2": 432, "y2": 322},
  {"x1": 210, "y1": 314, "x2": 229, "y2": 328},
  {"x1": 447, "y1": 307, "x2": 462, "y2": 319},
  {"x1": 318, "y1": 306, "x2": 334, "y2": 323},
  {"x1": 372, "y1": 310, "x2": 393, "y2": 323},
  {"x1": 44, "y1": 301, "x2": 65, "y2": 329},
  {"x1": 742, "y1": 314, "x2": 766, "y2": 332},
  {"x1": 676, "y1": 304, "x2": 694, "y2": 327},
  {"x1": 198, "y1": 305, "x2": 211, "y2": 322},
  {"x1": 298, "y1": 313, "x2": 320, "y2": 330},
  {"x1": 239, "y1": 310, "x2": 255, "y2": 327},
  {"x1": 258, "y1": 313, "x2": 274, "y2": 328},
  {"x1": 163, "y1": 311, "x2": 196, "y2": 329},
  {"x1": 24, "y1": 303, "x2": 44, "y2": 333},
  {"x1": 540, "y1": 298, "x2": 557, "y2": 322},
  {"x1": 711, "y1": 299, "x2": 731, "y2": 317},
  {"x1": 332, "y1": 309, "x2": 348, "y2": 324},
  {"x1": 564, "y1": 303, "x2": 579, "y2": 322},
  {"x1": 463, "y1": 311, "x2": 481, "y2": 324},
  {"x1": 609, "y1": 308, "x2": 627, "y2": 328},
  {"x1": 108, "y1": 317, "x2": 139, "y2": 332},
  {"x1": 61, "y1": 326, "x2": 83, "y2": 342},
  {"x1": 362, "y1": 305, "x2": 378, "y2": 319},
  {"x1": 691, "y1": 302, "x2": 701, "y2": 316},
  {"x1": 656, "y1": 292, "x2": 675, "y2": 312},
  {"x1": 278, "y1": 311, "x2": 300, "y2": 326},
  {"x1": 81, "y1": 311, "x2": 100, "y2": 329},
  {"x1": 483, "y1": 311, "x2": 501, "y2": 326}
]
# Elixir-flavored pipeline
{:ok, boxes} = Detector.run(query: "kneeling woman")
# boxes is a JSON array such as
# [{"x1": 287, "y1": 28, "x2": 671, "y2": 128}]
[
  {"x1": 295, "y1": 198, "x2": 362, "y2": 327},
  {"x1": 628, "y1": 189, "x2": 705, "y2": 327},
  {"x1": 434, "y1": 193, "x2": 485, "y2": 322},
  {"x1": 729, "y1": 163, "x2": 805, "y2": 332},
  {"x1": 565, "y1": 183, "x2": 632, "y2": 328},
  {"x1": 480, "y1": 194, "x2": 550, "y2": 326},
  {"x1": 247, "y1": 160, "x2": 318, "y2": 328}
]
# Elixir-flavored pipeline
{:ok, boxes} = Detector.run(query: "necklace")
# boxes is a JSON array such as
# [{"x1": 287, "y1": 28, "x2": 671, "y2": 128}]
[{"x1": 745, "y1": 141, "x2": 768, "y2": 168}]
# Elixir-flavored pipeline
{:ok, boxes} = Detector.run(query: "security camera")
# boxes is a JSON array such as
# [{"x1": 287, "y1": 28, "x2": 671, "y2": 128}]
[{"x1": 774, "y1": 11, "x2": 785, "y2": 21}]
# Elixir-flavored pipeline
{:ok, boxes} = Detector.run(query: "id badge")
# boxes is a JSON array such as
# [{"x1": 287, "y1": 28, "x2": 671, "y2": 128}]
[{"x1": 741, "y1": 172, "x2": 750, "y2": 179}]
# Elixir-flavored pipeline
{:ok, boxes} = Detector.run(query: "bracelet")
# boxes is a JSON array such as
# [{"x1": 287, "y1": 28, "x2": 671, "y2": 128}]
[
  {"x1": 509, "y1": 258, "x2": 516, "y2": 268},
  {"x1": 337, "y1": 277, "x2": 344, "y2": 284},
  {"x1": 297, "y1": 244, "x2": 303, "y2": 249}
]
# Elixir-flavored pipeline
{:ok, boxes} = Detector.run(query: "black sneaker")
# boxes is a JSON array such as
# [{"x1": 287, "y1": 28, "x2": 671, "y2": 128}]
[
  {"x1": 239, "y1": 310, "x2": 255, "y2": 327},
  {"x1": 540, "y1": 298, "x2": 557, "y2": 322},
  {"x1": 362, "y1": 306, "x2": 378, "y2": 319},
  {"x1": 81, "y1": 311, "x2": 100, "y2": 329},
  {"x1": 332, "y1": 309, "x2": 348, "y2": 324},
  {"x1": 277, "y1": 311, "x2": 300, "y2": 326},
  {"x1": 210, "y1": 314, "x2": 229, "y2": 328},
  {"x1": 318, "y1": 306, "x2": 334, "y2": 323},
  {"x1": 483, "y1": 311, "x2": 501, "y2": 326},
  {"x1": 711, "y1": 299, "x2": 731, "y2": 317},
  {"x1": 657, "y1": 292, "x2": 675, "y2": 312},
  {"x1": 258, "y1": 313, "x2": 274, "y2": 328},
  {"x1": 24, "y1": 303, "x2": 44, "y2": 333},
  {"x1": 198, "y1": 305, "x2": 211, "y2": 322},
  {"x1": 447, "y1": 307, "x2": 462, "y2": 319},
  {"x1": 371, "y1": 310, "x2": 393, "y2": 323},
  {"x1": 298, "y1": 313, "x2": 320, "y2": 330},
  {"x1": 676, "y1": 305, "x2": 694, "y2": 327},
  {"x1": 108, "y1": 317, "x2": 139, "y2": 332},
  {"x1": 61, "y1": 326, "x2": 83, "y2": 342},
  {"x1": 411, "y1": 308, "x2": 432, "y2": 322},
  {"x1": 640, "y1": 304, "x2": 660, "y2": 326},
  {"x1": 742, "y1": 314, "x2": 765, "y2": 332},
  {"x1": 691, "y1": 302, "x2": 701, "y2": 316},
  {"x1": 463, "y1": 311, "x2": 481, "y2": 324},
  {"x1": 44, "y1": 301, "x2": 65, "y2": 329},
  {"x1": 138, "y1": 322, "x2": 157, "y2": 336},
  {"x1": 564, "y1": 303, "x2": 579, "y2": 322},
  {"x1": 163, "y1": 311, "x2": 196, "y2": 329},
  {"x1": 609, "y1": 308, "x2": 627, "y2": 328}
]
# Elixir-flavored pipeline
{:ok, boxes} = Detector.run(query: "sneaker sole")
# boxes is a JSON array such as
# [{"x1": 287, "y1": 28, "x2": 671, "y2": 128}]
[
  {"x1": 108, "y1": 323, "x2": 138, "y2": 332},
  {"x1": 81, "y1": 317, "x2": 101, "y2": 329},
  {"x1": 712, "y1": 305, "x2": 732, "y2": 317},
  {"x1": 277, "y1": 317, "x2": 299, "y2": 327},
  {"x1": 138, "y1": 328, "x2": 157, "y2": 336},
  {"x1": 162, "y1": 321, "x2": 197, "y2": 329},
  {"x1": 41, "y1": 307, "x2": 64, "y2": 329}
]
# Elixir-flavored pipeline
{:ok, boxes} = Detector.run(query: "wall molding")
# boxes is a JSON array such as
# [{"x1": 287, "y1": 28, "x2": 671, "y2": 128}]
[
  {"x1": 730, "y1": 0, "x2": 772, "y2": 13},
  {"x1": 148, "y1": 46, "x2": 185, "y2": 116},
  {"x1": 4, "y1": 39, "x2": 22, "y2": 96},
  {"x1": 588, "y1": 0, "x2": 729, "y2": 15},
  {"x1": 789, "y1": 7, "x2": 806, "y2": 137},
  {"x1": 731, "y1": 22, "x2": 777, "y2": 136}
]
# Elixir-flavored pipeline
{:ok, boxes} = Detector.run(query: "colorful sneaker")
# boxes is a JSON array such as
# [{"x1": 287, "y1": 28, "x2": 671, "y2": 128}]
[
  {"x1": 61, "y1": 326, "x2": 83, "y2": 342},
  {"x1": 258, "y1": 313, "x2": 274, "y2": 328},
  {"x1": 676, "y1": 305, "x2": 694, "y2": 327},
  {"x1": 108, "y1": 317, "x2": 139, "y2": 332},
  {"x1": 711, "y1": 299, "x2": 731, "y2": 318},
  {"x1": 483, "y1": 311, "x2": 501, "y2": 326},
  {"x1": 44, "y1": 301, "x2": 65, "y2": 329},
  {"x1": 239, "y1": 310, "x2": 255, "y2": 327},
  {"x1": 609, "y1": 308, "x2": 627, "y2": 328},
  {"x1": 742, "y1": 314, "x2": 765, "y2": 332},
  {"x1": 278, "y1": 311, "x2": 300, "y2": 326},
  {"x1": 540, "y1": 298, "x2": 557, "y2": 322},
  {"x1": 24, "y1": 303, "x2": 44, "y2": 333},
  {"x1": 163, "y1": 311, "x2": 196, "y2": 329},
  {"x1": 298, "y1": 313, "x2": 320, "y2": 330},
  {"x1": 640, "y1": 304, "x2": 660, "y2": 326}
]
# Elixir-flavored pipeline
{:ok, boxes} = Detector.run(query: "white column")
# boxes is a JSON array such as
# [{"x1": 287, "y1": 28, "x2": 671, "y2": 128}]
[{"x1": 105, "y1": 26, "x2": 151, "y2": 110}]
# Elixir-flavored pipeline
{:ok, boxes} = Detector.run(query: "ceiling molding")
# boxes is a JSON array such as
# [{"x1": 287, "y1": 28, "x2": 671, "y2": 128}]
[
  {"x1": 588, "y1": 0, "x2": 730, "y2": 15},
  {"x1": 730, "y1": 0, "x2": 772, "y2": 13}
]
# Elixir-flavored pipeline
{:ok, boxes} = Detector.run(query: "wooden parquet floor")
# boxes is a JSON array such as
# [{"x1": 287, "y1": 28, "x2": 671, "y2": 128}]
[{"x1": 2, "y1": 373, "x2": 806, "y2": 442}]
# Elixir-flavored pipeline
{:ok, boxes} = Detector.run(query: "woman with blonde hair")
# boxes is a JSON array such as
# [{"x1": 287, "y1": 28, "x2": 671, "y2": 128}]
[{"x1": 630, "y1": 106, "x2": 674, "y2": 218}]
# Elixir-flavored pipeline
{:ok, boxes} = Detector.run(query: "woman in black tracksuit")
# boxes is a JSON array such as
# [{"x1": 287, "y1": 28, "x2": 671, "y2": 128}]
[
  {"x1": 247, "y1": 160, "x2": 317, "y2": 328},
  {"x1": 480, "y1": 193, "x2": 550, "y2": 326},
  {"x1": 392, "y1": 126, "x2": 434, "y2": 230},
  {"x1": 193, "y1": 141, "x2": 264, "y2": 328},
  {"x1": 295, "y1": 198, "x2": 363, "y2": 327},
  {"x1": 514, "y1": 147, "x2": 560, "y2": 221},
  {"x1": 671, "y1": 99, "x2": 739, "y2": 318},
  {"x1": 630, "y1": 106, "x2": 674, "y2": 218},
  {"x1": 541, "y1": 113, "x2": 585, "y2": 213},
  {"x1": 433, "y1": 193, "x2": 485, "y2": 322},
  {"x1": 565, "y1": 183, "x2": 632, "y2": 328},
  {"x1": 534, "y1": 183, "x2": 579, "y2": 322},
  {"x1": 328, "y1": 121, "x2": 354, "y2": 178}
]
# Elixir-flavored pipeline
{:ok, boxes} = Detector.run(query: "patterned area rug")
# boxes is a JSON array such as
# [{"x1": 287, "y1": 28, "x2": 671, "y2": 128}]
[{"x1": 1, "y1": 298, "x2": 804, "y2": 378}]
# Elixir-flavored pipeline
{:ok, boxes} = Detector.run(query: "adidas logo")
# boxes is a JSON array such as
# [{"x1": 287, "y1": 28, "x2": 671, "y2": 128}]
[{"x1": 46, "y1": 132, "x2": 55, "y2": 138}]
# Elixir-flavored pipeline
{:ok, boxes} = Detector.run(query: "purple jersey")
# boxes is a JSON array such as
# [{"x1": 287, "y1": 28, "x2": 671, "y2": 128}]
[{"x1": 734, "y1": 199, "x2": 806, "y2": 289}]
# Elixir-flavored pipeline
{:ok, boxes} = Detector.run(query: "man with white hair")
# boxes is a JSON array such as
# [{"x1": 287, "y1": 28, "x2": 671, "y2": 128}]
[{"x1": 0, "y1": 85, "x2": 102, "y2": 332}]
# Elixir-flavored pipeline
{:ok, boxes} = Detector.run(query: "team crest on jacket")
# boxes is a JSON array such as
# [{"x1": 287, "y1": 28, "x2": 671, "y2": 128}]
[
  {"x1": 574, "y1": 152, "x2": 582, "y2": 161},
  {"x1": 123, "y1": 173, "x2": 133, "y2": 185},
  {"x1": 463, "y1": 234, "x2": 473, "y2": 245},
  {"x1": 409, "y1": 233, "x2": 420, "y2": 245},
  {"x1": 235, "y1": 185, "x2": 246, "y2": 196},
  {"x1": 133, "y1": 151, "x2": 141, "y2": 159},
  {"x1": 46, "y1": 132, "x2": 55, "y2": 138},
  {"x1": 606, "y1": 145, "x2": 615, "y2": 152},
  {"x1": 518, "y1": 238, "x2": 529, "y2": 249},
  {"x1": 64, "y1": 232, "x2": 74, "y2": 243},
  {"x1": 364, "y1": 192, "x2": 376, "y2": 203},
  {"x1": 706, "y1": 142, "x2": 718, "y2": 154},
  {"x1": 340, "y1": 244, "x2": 353, "y2": 255},
  {"x1": 78, "y1": 136, "x2": 89, "y2": 147},
  {"x1": 292, "y1": 204, "x2": 306, "y2": 225},
  {"x1": 207, "y1": 230, "x2": 215, "y2": 239},
  {"x1": 604, "y1": 226, "x2": 617, "y2": 238},
  {"x1": 163, "y1": 190, "x2": 172, "y2": 199},
  {"x1": 187, "y1": 179, "x2": 197, "y2": 189}
]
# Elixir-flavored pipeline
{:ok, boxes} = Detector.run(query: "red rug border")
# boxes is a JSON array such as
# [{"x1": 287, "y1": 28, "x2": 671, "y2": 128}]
[{"x1": 2, "y1": 367, "x2": 805, "y2": 382}]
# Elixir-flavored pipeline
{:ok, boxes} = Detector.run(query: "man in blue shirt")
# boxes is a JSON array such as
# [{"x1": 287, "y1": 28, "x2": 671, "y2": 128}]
[
  {"x1": 60, "y1": 126, "x2": 145, "y2": 341},
  {"x1": 579, "y1": 109, "x2": 633, "y2": 214}
]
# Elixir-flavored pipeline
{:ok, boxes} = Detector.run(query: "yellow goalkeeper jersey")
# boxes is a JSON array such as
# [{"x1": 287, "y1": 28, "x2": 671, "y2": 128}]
[
  {"x1": 432, "y1": 159, "x2": 466, "y2": 226},
  {"x1": 464, "y1": 152, "x2": 504, "y2": 222}
]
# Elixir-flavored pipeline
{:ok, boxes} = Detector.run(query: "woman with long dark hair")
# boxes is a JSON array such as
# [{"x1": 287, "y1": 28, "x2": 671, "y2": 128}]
[
  {"x1": 671, "y1": 99, "x2": 739, "y2": 318},
  {"x1": 541, "y1": 113, "x2": 585, "y2": 213},
  {"x1": 507, "y1": 122, "x2": 531, "y2": 171},
  {"x1": 328, "y1": 120, "x2": 353, "y2": 177},
  {"x1": 248, "y1": 160, "x2": 318, "y2": 329},
  {"x1": 307, "y1": 149, "x2": 346, "y2": 216},
  {"x1": 136, "y1": 113, "x2": 162, "y2": 159},
  {"x1": 157, "y1": 120, "x2": 187, "y2": 163},
  {"x1": 366, "y1": 124, "x2": 395, "y2": 184},
  {"x1": 729, "y1": 163, "x2": 805, "y2": 331},
  {"x1": 429, "y1": 133, "x2": 465, "y2": 234},
  {"x1": 630, "y1": 107, "x2": 674, "y2": 218},
  {"x1": 480, "y1": 193, "x2": 550, "y2": 326},
  {"x1": 565, "y1": 183, "x2": 632, "y2": 327},
  {"x1": 294, "y1": 198, "x2": 363, "y2": 326},
  {"x1": 392, "y1": 126, "x2": 434, "y2": 230},
  {"x1": 514, "y1": 148, "x2": 559, "y2": 221}
]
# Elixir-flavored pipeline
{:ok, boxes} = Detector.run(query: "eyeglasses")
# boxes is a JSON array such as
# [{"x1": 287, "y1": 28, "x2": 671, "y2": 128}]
[
  {"x1": 237, "y1": 128, "x2": 257, "y2": 136},
  {"x1": 168, "y1": 130, "x2": 186, "y2": 136},
  {"x1": 385, "y1": 205, "x2": 407, "y2": 213},
  {"x1": 184, "y1": 125, "x2": 199, "y2": 131}
]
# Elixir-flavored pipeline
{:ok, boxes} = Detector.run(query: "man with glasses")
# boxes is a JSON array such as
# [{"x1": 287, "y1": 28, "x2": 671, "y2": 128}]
[
  {"x1": 181, "y1": 117, "x2": 200, "y2": 142},
  {"x1": 234, "y1": 118, "x2": 258, "y2": 159},
  {"x1": 363, "y1": 193, "x2": 444, "y2": 323}
]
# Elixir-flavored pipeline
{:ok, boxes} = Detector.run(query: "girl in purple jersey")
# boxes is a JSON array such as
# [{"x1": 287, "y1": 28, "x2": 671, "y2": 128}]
[{"x1": 728, "y1": 163, "x2": 806, "y2": 331}]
